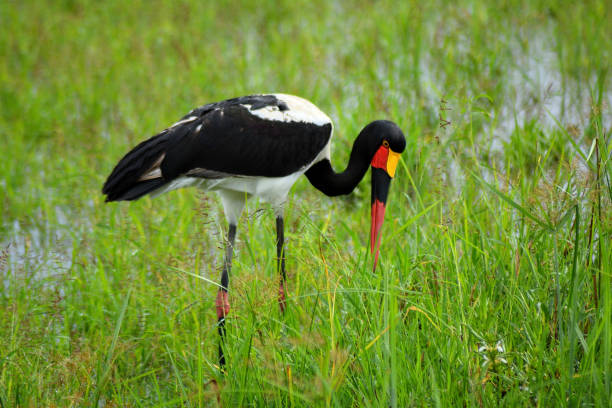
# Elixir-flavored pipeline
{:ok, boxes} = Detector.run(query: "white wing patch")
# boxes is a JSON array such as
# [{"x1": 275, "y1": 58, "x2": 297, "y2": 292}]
[
  {"x1": 138, "y1": 153, "x2": 166, "y2": 181},
  {"x1": 170, "y1": 115, "x2": 198, "y2": 128},
  {"x1": 242, "y1": 94, "x2": 331, "y2": 126}
]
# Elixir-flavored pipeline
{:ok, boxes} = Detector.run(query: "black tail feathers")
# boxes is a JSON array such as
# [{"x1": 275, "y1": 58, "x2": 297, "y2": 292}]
[{"x1": 102, "y1": 132, "x2": 170, "y2": 202}]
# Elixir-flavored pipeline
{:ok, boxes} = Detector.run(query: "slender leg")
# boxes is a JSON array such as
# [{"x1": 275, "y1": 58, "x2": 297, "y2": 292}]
[
  {"x1": 276, "y1": 216, "x2": 287, "y2": 313},
  {"x1": 217, "y1": 224, "x2": 236, "y2": 367}
]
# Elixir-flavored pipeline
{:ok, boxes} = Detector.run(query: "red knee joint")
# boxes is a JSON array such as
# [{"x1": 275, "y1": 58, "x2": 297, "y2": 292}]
[
  {"x1": 216, "y1": 291, "x2": 230, "y2": 319},
  {"x1": 278, "y1": 282, "x2": 286, "y2": 313}
]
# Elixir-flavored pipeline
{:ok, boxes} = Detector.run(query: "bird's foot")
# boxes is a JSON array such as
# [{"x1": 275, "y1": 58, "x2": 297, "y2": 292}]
[
  {"x1": 215, "y1": 290, "x2": 230, "y2": 320},
  {"x1": 278, "y1": 282, "x2": 286, "y2": 314}
]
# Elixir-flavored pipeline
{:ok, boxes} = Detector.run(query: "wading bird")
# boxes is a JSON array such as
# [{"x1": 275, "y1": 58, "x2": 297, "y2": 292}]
[{"x1": 102, "y1": 94, "x2": 405, "y2": 366}]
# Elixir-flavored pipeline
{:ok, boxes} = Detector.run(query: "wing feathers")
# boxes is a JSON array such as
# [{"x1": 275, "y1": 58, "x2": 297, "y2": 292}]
[
  {"x1": 102, "y1": 94, "x2": 333, "y2": 202},
  {"x1": 138, "y1": 153, "x2": 166, "y2": 181},
  {"x1": 102, "y1": 132, "x2": 170, "y2": 201}
]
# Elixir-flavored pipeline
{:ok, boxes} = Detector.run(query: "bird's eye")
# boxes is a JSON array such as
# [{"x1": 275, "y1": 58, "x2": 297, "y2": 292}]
[{"x1": 382, "y1": 140, "x2": 389, "y2": 148}]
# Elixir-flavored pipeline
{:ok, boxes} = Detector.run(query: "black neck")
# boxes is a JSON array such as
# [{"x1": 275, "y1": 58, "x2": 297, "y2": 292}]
[{"x1": 305, "y1": 133, "x2": 372, "y2": 197}]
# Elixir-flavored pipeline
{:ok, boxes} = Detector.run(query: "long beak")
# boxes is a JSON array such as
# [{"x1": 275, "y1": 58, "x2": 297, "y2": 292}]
[
  {"x1": 370, "y1": 167, "x2": 391, "y2": 271},
  {"x1": 370, "y1": 147, "x2": 400, "y2": 271}
]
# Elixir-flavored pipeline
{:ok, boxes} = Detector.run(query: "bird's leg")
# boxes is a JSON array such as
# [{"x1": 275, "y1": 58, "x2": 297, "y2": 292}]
[
  {"x1": 217, "y1": 223, "x2": 236, "y2": 367},
  {"x1": 276, "y1": 216, "x2": 287, "y2": 313}
]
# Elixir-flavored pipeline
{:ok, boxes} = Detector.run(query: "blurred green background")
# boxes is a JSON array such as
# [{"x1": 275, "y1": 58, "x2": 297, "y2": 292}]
[{"x1": 1, "y1": 0, "x2": 610, "y2": 406}]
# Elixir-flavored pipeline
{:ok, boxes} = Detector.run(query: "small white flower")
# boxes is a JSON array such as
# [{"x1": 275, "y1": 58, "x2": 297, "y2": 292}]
[{"x1": 478, "y1": 339, "x2": 508, "y2": 366}]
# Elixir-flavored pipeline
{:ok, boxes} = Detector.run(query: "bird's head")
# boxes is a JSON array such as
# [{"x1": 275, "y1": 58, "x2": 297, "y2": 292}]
[{"x1": 359, "y1": 120, "x2": 406, "y2": 271}]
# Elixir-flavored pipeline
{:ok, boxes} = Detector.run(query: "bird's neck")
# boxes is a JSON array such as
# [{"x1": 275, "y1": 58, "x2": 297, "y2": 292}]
[{"x1": 305, "y1": 134, "x2": 372, "y2": 197}]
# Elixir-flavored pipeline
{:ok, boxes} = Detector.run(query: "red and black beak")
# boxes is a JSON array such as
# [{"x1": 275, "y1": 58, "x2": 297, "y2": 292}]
[{"x1": 370, "y1": 145, "x2": 400, "y2": 271}]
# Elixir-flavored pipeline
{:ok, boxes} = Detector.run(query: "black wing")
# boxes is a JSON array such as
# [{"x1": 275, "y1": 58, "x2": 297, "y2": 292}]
[
  {"x1": 161, "y1": 102, "x2": 331, "y2": 179},
  {"x1": 102, "y1": 95, "x2": 332, "y2": 201}
]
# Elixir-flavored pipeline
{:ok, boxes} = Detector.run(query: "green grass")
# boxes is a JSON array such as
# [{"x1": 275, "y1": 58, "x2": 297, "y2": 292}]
[{"x1": 1, "y1": 0, "x2": 611, "y2": 406}]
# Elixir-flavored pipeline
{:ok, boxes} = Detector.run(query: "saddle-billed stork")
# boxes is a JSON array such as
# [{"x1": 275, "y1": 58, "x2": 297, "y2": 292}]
[{"x1": 102, "y1": 94, "x2": 405, "y2": 366}]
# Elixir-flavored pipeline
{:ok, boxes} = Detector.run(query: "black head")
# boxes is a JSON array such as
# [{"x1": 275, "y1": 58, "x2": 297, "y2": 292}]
[{"x1": 358, "y1": 120, "x2": 406, "y2": 159}]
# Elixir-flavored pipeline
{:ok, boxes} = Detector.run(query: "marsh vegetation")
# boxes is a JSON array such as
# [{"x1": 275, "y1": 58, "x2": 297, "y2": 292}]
[{"x1": 1, "y1": 0, "x2": 610, "y2": 405}]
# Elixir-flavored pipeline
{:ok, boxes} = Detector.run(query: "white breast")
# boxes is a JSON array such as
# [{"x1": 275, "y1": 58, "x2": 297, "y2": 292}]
[
  {"x1": 209, "y1": 172, "x2": 304, "y2": 207},
  {"x1": 151, "y1": 172, "x2": 304, "y2": 210}
]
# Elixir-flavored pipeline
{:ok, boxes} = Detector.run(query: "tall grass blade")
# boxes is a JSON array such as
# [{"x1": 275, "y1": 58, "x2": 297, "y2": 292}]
[{"x1": 93, "y1": 288, "x2": 132, "y2": 405}]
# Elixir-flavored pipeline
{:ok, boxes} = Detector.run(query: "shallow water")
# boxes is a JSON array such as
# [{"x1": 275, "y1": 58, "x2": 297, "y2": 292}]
[{"x1": 2, "y1": 206, "x2": 75, "y2": 292}]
